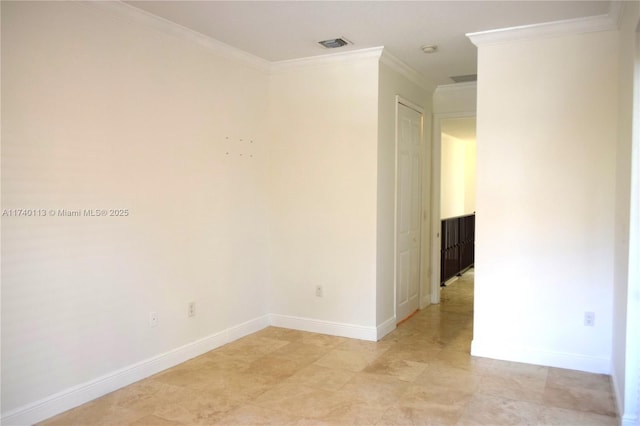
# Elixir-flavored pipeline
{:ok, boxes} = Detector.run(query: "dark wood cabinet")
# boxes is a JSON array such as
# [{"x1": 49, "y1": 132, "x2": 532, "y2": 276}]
[{"x1": 440, "y1": 214, "x2": 475, "y2": 285}]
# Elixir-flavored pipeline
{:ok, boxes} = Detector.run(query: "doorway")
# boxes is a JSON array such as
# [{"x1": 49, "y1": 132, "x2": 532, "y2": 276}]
[{"x1": 431, "y1": 113, "x2": 477, "y2": 304}]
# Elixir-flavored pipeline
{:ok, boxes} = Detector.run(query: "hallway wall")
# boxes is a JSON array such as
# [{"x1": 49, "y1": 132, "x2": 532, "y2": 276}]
[
  {"x1": 471, "y1": 28, "x2": 619, "y2": 373},
  {"x1": 612, "y1": 1, "x2": 640, "y2": 422}
]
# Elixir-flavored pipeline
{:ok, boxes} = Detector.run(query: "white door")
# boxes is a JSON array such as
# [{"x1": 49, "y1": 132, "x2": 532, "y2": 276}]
[{"x1": 396, "y1": 102, "x2": 423, "y2": 323}]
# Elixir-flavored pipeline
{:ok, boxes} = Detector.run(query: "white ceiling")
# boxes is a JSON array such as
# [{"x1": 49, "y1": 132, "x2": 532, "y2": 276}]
[{"x1": 125, "y1": 1, "x2": 610, "y2": 87}]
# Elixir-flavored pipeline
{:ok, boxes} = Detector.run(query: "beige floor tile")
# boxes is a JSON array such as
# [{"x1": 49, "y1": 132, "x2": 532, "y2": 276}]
[
  {"x1": 308, "y1": 399, "x2": 387, "y2": 425},
  {"x1": 377, "y1": 404, "x2": 466, "y2": 426},
  {"x1": 284, "y1": 364, "x2": 356, "y2": 391},
  {"x1": 546, "y1": 367, "x2": 613, "y2": 393},
  {"x1": 414, "y1": 364, "x2": 481, "y2": 393},
  {"x1": 339, "y1": 372, "x2": 409, "y2": 405},
  {"x1": 215, "y1": 404, "x2": 302, "y2": 425},
  {"x1": 299, "y1": 333, "x2": 349, "y2": 348},
  {"x1": 252, "y1": 326, "x2": 308, "y2": 342},
  {"x1": 380, "y1": 343, "x2": 443, "y2": 364},
  {"x1": 435, "y1": 349, "x2": 494, "y2": 374},
  {"x1": 252, "y1": 382, "x2": 361, "y2": 420},
  {"x1": 214, "y1": 336, "x2": 291, "y2": 362},
  {"x1": 457, "y1": 393, "x2": 543, "y2": 425},
  {"x1": 242, "y1": 354, "x2": 310, "y2": 381},
  {"x1": 337, "y1": 337, "x2": 396, "y2": 355},
  {"x1": 128, "y1": 414, "x2": 183, "y2": 426},
  {"x1": 477, "y1": 367, "x2": 548, "y2": 404},
  {"x1": 38, "y1": 398, "x2": 144, "y2": 426},
  {"x1": 539, "y1": 406, "x2": 618, "y2": 425},
  {"x1": 270, "y1": 341, "x2": 334, "y2": 363},
  {"x1": 543, "y1": 382, "x2": 617, "y2": 417},
  {"x1": 38, "y1": 270, "x2": 620, "y2": 426},
  {"x1": 364, "y1": 357, "x2": 429, "y2": 382},
  {"x1": 109, "y1": 379, "x2": 192, "y2": 414},
  {"x1": 150, "y1": 361, "x2": 221, "y2": 390},
  {"x1": 402, "y1": 383, "x2": 474, "y2": 410},
  {"x1": 314, "y1": 348, "x2": 379, "y2": 372}
]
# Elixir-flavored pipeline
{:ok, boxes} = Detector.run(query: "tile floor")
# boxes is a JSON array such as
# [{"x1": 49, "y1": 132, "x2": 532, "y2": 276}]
[{"x1": 40, "y1": 270, "x2": 618, "y2": 425}]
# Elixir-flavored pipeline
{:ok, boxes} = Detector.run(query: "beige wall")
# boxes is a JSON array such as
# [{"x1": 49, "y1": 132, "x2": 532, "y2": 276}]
[
  {"x1": 440, "y1": 133, "x2": 476, "y2": 219},
  {"x1": 2, "y1": 1, "x2": 271, "y2": 414},
  {"x1": 472, "y1": 29, "x2": 619, "y2": 372},
  {"x1": 267, "y1": 56, "x2": 380, "y2": 328}
]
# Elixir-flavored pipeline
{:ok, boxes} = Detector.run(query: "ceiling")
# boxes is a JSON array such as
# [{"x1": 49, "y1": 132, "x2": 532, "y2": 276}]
[{"x1": 125, "y1": 1, "x2": 611, "y2": 87}]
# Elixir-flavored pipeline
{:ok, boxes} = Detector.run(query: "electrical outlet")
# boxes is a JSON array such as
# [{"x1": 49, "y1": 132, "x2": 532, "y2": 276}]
[
  {"x1": 584, "y1": 311, "x2": 595, "y2": 327},
  {"x1": 315, "y1": 285, "x2": 323, "y2": 297},
  {"x1": 188, "y1": 302, "x2": 196, "y2": 317},
  {"x1": 149, "y1": 311, "x2": 158, "y2": 327}
]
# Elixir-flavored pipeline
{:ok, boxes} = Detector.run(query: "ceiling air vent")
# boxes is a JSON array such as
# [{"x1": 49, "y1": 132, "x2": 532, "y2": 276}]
[
  {"x1": 450, "y1": 74, "x2": 477, "y2": 83},
  {"x1": 318, "y1": 38, "x2": 351, "y2": 49}
]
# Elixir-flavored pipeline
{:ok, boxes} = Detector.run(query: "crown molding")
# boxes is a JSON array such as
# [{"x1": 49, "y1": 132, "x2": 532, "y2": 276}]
[
  {"x1": 380, "y1": 48, "x2": 434, "y2": 92},
  {"x1": 81, "y1": 2, "x2": 429, "y2": 90},
  {"x1": 467, "y1": 1, "x2": 623, "y2": 47},
  {"x1": 269, "y1": 46, "x2": 384, "y2": 73},
  {"x1": 434, "y1": 81, "x2": 477, "y2": 94},
  {"x1": 83, "y1": 1, "x2": 271, "y2": 72}
]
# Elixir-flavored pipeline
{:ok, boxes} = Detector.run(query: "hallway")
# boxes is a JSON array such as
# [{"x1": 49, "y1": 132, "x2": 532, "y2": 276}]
[{"x1": 40, "y1": 271, "x2": 617, "y2": 425}]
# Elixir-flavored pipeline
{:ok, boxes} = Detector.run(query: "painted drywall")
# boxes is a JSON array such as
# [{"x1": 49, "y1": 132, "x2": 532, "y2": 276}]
[
  {"x1": 472, "y1": 30, "x2": 619, "y2": 373},
  {"x1": 612, "y1": 1, "x2": 640, "y2": 422},
  {"x1": 441, "y1": 134, "x2": 466, "y2": 218},
  {"x1": 267, "y1": 55, "x2": 380, "y2": 330},
  {"x1": 440, "y1": 133, "x2": 476, "y2": 219},
  {"x1": 465, "y1": 138, "x2": 477, "y2": 215},
  {"x1": 376, "y1": 61, "x2": 432, "y2": 330},
  {"x1": 433, "y1": 83, "x2": 477, "y2": 115},
  {"x1": 1, "y1": 1, "x2": 271, "y2": 415}
]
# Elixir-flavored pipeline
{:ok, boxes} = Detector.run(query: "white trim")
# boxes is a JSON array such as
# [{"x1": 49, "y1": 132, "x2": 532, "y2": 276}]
[
  {"x1": 621, "y1": 20, "x2": 640, "y2": 426},
  {"x1": 268, "y1": 314, "x2": 377, "y2": 341},
  {"x1": 270, "y1": 47, "x2": 384, "y2": 73},
  {"x1": 467, "y1": 2, "x2": 622, "y2": 47},
  {"x1": 1, "y1": 315, "x2": 270, "y2": 426},
  {"x1": 612, "y1": 370, "x2": 627, "y2": 425},
  {"x1": 471, "y1": 339, "x2": 611, "y2": 374},
  {"x1": 434, "y1": 82, "x2": 478, "y2": 94},
  {"x1": 380, "y1": 49, "x2": 434, "y2": 92},
  {"x1": 621, "y1": 415, "x2": 640, "y2": 426},
  {"x1": 396, "y1": 96, "x2": 425, "y2": 116},
  {"x1": 376, "y1": 316, "x2": 397, "y2": 340},
  {"x1": 443, "y1": 275, "x2": 459, "y2": 287},
  {"x1": 83, "y1": 1, "x2": 270, "y2": 72},
  {"x1": 228, "y1": 314, "x2": 272, "y2": 342},
  {"x1": 394, "y1": 96, "x2": 426, "y2": 324}
]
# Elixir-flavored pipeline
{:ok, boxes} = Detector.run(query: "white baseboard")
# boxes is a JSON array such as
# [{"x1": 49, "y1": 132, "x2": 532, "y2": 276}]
[
  {"x1": 443, "y1": 276, "x2": 459, "y2": 286},
  {"x1": 1, "y1": 315, "x2": 270, "y2": 426},
  {"x1": 611, "y1": 365, "x2": 625, "y2": 423},
  {"x1": 621, "y1": 414, "x2": 640, "y2": 426},
  {"x1": 471, "y1": 339, "x2": 611, "y2": 374},
  {"x1": 228, "y1": 314, "x2": 271, "y2": 341},
  {"x1": 269, "y1": 313, "x2": 377, "y2": 341},
  {"x1": 613, "y1": 364, "x2": 640, "y2": 426},
  {"x1": 376, "y1": 316, "x2": 397, "y2": 340},
  {"x1": 420, "y1": 294, "x2": 431, "y2": 310}
]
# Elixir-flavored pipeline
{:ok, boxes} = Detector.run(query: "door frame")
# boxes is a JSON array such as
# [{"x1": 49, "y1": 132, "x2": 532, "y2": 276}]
[
  {"x1": 621, "y1": 23, "x2": 640, "y2": 426},
  {"x1": 394, "y1": 95, "x2": 426, "y2": 321},
  {"x1": 430, "y1": 111, "x2": 476, "y2": 304}
]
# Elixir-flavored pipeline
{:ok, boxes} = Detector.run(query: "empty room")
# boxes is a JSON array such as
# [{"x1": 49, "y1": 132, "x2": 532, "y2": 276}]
[{"x1": 2, "y1": 1, "x2": 639, "y2": 425}]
